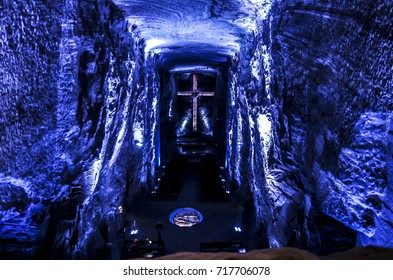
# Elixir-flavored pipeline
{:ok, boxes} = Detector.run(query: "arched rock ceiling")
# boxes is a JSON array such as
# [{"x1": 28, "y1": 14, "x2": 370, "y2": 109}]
[{"x1": 113, "y1": 0, "x2": 261, "y2": 69}]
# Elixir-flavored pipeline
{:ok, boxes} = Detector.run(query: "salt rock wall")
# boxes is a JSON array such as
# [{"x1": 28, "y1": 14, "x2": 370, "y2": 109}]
[
  {"x1": 0, "y1": 0, "x2": 160, "y2": 259},
  {"x1": 270, "y1": 0, "x2": 393, "y2": 247},
  {"x1": 227, "y1": 0, "x2": 307, "y2": 249},
  {"x1": 53, "y1": 1, "x2": 160, "y2": 259},
  {"x1": 0, "y1": 0, "x2": 65, "y2": 258},
  {"x1": 1, "y1": 0, "x2": 391, "y2": 259}
]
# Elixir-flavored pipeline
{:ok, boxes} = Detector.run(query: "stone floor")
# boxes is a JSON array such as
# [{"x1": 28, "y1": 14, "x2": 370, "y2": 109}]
[{"x1": 125, "y1": 162, "x2": 245, "y2": 256}]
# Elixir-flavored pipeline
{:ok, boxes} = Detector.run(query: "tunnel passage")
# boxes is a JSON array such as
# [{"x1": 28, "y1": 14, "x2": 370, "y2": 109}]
[
  {"x1": 152, "y1": 51, "x2": 230, "y2": 200},
  {"x1": 1, "y1": 0, "x2": 391, "y2": 260},
  {"x1": 123, "y1": 51, "x2": 246, "y2": 256}
]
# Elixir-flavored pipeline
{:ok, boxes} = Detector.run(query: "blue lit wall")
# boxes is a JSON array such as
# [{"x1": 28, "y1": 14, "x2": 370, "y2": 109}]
[
  {"x1": 0, "y1": 0, "x2": 161, "y2": 259},
  {"x1": 0, "y1": 0, "x2": 392, "y2": 259}
]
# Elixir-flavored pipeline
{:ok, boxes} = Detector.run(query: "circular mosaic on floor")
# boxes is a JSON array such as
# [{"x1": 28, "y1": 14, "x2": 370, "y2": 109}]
[{"x1": 169, "y1": 207, "x2": 203, "y2": 227}]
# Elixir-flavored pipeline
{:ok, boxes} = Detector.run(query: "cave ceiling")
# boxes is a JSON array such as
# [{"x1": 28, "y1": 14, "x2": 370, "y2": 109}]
[{"x1": 114, "y1": 0, "x2": 260, "y2": 69}]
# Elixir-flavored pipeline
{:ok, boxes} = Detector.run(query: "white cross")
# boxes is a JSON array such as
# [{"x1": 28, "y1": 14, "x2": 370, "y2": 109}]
[{"x1": 177, "y1": 74, "x2": 214, "y2": 132}]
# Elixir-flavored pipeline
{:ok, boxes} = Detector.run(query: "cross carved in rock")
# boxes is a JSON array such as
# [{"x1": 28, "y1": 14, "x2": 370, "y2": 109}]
[{"x1": 177, "y1": 74, "x2": 215, "y2": 132}]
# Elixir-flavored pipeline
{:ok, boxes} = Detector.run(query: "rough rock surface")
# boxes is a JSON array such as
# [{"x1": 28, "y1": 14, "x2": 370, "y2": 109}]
[
  {"x1": 317, "y1": 113, "x2": 391, "y2": 239},
  {"x1": 0, "y1": 0, "x2": 392, "y2": 258},
  {"x1": 270, "y1": 0, "x2": 392, "y2": 248},
  {"x1": 0, "y1": 0, "x2": 64, "y2": 258},
  {"x1": 1, "y1": 0, "x2": 159, "y2": 258}
]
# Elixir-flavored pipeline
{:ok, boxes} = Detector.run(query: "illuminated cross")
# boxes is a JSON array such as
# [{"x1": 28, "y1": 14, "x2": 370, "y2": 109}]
[{"x1": 177, "y1": 74, "x2": 215, "y2": 132}]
